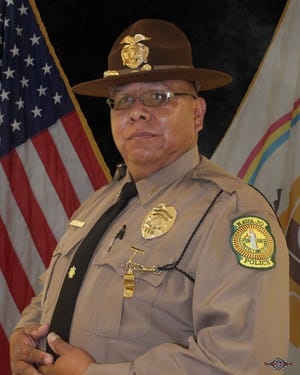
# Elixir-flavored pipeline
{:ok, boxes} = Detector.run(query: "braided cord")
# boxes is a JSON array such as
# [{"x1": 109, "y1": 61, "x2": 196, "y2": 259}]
[{"x1": 157, "y1": 189, "x2": 224, "y2": 282}]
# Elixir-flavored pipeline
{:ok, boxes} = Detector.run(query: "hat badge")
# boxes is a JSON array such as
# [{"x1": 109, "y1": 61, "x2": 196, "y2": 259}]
[{"x1": 120, "y1": 33, "x2": 152, "y2": 70}]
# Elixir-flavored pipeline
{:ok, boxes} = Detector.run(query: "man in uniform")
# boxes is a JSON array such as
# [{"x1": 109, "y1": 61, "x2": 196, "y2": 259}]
[{"x1": 10, "y1": 19, "x2": 289, "y2": 375}]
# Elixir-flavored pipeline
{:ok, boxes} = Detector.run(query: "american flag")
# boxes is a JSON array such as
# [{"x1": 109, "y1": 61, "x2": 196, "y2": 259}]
[{"x1": 0, "y1": 0, "x2": 110, "y2": 372}]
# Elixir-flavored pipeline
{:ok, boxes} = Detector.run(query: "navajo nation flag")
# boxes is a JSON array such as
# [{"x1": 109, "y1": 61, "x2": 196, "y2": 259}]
[
  {"x1": 212, "y1": 0, "x2": 300, "y2": 372},
  {"x1": 0, "y1": 0, "x2": 110, "y2": 372}
]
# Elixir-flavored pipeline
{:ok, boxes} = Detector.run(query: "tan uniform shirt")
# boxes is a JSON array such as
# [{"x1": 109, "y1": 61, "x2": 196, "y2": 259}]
[{"x1": 16, "y1": 146, "x2": 289, "y2": 374}]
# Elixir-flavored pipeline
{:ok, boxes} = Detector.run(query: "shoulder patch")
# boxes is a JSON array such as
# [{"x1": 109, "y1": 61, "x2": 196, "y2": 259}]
[{"x1": 230, "y1": 216, "x2": 276, "y2": 270}]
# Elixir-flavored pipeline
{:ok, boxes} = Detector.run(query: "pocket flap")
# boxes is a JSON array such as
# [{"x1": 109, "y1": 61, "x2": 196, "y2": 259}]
[{"x1": 93, "y1": 239, "x2": 175, "y2": 287}]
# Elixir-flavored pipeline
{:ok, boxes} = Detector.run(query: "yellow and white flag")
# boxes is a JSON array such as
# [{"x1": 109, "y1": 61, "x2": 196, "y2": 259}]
[{"x1": 212, "y1": 0, "x2": 300, "y2": 372}]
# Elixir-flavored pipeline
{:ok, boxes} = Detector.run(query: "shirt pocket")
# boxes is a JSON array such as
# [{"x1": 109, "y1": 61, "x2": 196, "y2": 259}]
[
  {"x1": 77, "y1": 240, "x2": 174, "y2": 339},
  {"x1": 40, "y1": 224, "x2": 89, "y2": 318}
]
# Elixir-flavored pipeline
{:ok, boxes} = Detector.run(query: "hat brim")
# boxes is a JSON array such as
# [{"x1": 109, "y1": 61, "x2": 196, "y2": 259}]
[{"x1": 72, "y1": 67, "x2": 232, "y2": 97}]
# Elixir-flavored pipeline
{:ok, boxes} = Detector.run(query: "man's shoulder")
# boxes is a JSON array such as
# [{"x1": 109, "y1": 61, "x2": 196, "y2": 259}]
[
  {"x1": 191, "y1": 156, "x2": 248, "y2": 192},
  {"x1": 191, "y1": 156, "x2": 273, "y2": 210}
]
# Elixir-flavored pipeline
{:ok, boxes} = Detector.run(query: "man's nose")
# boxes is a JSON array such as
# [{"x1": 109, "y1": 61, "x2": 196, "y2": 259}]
[{"x1": 129, "y1": 100, "x2": 152, "y2": 122}]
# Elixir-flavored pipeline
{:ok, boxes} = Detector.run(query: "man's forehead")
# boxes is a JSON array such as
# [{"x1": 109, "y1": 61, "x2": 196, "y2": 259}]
[{"x1": 111, "y1": 80, "x2": 194, "y2": 93}]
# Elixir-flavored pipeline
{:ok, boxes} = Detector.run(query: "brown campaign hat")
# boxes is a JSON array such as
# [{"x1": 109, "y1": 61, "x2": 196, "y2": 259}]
[{"x1": 72, "y1": 19, "x2": 232, "y2": 97}]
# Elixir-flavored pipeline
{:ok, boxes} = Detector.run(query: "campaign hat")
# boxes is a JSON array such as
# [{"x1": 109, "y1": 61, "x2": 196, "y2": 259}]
[{"x1": 73, "y1": 18, "x2": 232, "y2": 97}]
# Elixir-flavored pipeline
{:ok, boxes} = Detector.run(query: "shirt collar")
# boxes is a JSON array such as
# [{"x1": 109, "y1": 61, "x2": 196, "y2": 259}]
[{"x1": 125, "y1": 146, "x2": 200, "y2": 205}]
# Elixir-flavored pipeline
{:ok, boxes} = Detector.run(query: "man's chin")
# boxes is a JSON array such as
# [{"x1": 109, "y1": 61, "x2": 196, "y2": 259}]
[{"x1": 128, "y1": 150, "x2": 160, "y2": 165}]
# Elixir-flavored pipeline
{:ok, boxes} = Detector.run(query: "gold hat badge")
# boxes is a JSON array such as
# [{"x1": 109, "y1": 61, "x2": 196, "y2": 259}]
[{"x1": 120, "y1": 33, "x2": 152, "y2": 70}]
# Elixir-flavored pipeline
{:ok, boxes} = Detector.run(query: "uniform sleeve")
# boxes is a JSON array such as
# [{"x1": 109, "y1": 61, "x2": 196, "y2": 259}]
[
  {"x1": 13, "y1": 292, "x2": 43, "y2": 331},
  {"x1": 87, "y1": 189, "x2": 290, "y2": 375},
  {"x1": 13, "y1": 272, "x2": 45, "y2": 331},
  {"x1": 12, "y1": 187, "x2": 109, "y2": 332}
]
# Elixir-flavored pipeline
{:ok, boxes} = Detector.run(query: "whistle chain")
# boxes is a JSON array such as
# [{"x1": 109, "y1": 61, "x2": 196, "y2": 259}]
[{"x1": 121, "y1": 261, "x2": 161, "y2": 275}]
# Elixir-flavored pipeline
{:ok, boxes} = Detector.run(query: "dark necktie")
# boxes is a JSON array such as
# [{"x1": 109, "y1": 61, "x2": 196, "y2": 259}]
[{"x1": 47, "y1": 182, "x2": 137, "y2": 356}]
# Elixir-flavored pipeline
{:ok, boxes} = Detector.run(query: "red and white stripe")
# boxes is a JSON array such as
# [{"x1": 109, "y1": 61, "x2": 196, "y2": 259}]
[{"x1": 0, "y1": 110, "x2": 109, "y2": 373}]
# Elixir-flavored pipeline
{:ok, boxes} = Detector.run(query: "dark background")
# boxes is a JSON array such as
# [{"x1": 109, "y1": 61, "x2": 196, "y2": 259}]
[{"x1": 34, "y1": 0, "x2": 287, "y2": 175}]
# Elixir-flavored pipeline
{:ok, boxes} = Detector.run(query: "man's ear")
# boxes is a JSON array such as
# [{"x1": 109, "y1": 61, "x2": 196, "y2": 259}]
[{"x1": 194, "y1": 97, "x2": 206, "y2": 131}]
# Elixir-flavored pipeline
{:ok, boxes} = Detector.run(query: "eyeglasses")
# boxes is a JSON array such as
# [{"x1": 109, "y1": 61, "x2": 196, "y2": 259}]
[{"x1": 106, "y1": 90, "x2": 197, "y2": 110}]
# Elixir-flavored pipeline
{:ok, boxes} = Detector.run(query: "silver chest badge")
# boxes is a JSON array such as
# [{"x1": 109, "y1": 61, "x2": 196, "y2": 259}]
[{"x1": 141, "y1": 204, "x2": 177, "y2": 239}]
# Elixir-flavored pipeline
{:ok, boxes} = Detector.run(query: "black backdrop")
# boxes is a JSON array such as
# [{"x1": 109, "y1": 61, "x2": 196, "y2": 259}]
[{"x1": 34, "y1": 0, "x2": 287, "y2": 175}]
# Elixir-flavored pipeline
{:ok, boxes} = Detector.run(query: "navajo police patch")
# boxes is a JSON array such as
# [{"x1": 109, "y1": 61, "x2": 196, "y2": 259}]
[{"x1": 230, "y1": 216, "x2": 275, "y2": 270}]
